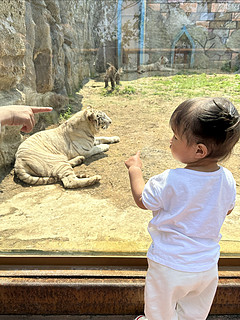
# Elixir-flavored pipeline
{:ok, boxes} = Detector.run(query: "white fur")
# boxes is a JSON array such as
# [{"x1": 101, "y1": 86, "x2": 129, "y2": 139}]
[
  {"x1": 14, "y1": 108, "x2": 120, "y2": 188},
  {"x1": 137, "y1": 56, "x2": 169, "y2": 73}
]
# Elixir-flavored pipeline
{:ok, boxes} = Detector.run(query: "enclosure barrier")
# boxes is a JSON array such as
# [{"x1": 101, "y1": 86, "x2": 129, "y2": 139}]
[{"x1": 0, "y1": 255, "x2": 239, "y2": 315}]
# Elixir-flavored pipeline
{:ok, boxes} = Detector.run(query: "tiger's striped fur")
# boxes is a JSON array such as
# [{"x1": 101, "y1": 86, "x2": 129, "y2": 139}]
[{"x1": 14, "y1": 108, "x2": 120, "y2": 189}]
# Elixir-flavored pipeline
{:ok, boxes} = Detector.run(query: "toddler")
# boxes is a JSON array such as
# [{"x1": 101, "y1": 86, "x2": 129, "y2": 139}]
[{"x1": 125, "y1": 97, "x2": 240, "y2": 320}]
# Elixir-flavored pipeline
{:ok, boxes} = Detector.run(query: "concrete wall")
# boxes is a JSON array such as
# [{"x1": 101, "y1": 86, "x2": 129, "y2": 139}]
[{"x1": 141, "y1": 1, "x2": 240, "y2": 70}]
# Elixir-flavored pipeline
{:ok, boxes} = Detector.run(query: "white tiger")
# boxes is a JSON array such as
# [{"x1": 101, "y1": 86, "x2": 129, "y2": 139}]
[
  {"x1": 137, "y1": 56, "x2": 169, "y2": 73},
  {"x1": 14, "y1": 108, "x2": 120, "y2": 188}
]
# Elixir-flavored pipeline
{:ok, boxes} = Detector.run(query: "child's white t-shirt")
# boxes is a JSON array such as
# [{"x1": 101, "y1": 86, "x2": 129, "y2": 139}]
[{"x1": 142, "y1": 167, "x2": 236, "y2": 272}]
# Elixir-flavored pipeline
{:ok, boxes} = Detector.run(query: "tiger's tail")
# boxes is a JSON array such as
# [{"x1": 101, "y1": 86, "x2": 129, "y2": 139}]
[{"x1": 14, "y1": 167, "x2": 58, "y2": 185}]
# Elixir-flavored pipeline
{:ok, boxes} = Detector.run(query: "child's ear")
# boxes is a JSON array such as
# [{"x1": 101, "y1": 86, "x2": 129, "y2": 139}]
[{"x1": 196, "y1": 143, "x2": 208, "y2": 159}]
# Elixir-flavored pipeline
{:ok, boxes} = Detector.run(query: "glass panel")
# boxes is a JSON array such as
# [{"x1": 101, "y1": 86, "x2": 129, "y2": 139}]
[{"x1": 0, "y1": 0, "x2": 239, "y2": 257}]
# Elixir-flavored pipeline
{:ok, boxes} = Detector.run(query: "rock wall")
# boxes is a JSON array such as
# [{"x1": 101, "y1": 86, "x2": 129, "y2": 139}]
[{"x1": 0, "y1": 0, "x2": 103, "y2": 169}]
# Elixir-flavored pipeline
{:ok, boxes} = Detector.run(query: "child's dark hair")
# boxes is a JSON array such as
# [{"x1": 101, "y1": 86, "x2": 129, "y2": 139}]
[{"x1": 170, "y1": 97, "x2": 240, "y2": 160}]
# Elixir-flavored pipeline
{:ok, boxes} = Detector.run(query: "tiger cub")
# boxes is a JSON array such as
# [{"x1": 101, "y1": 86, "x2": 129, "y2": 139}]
[{"x1": 104, "y1": 63, "x2": 123, "y2": 89}]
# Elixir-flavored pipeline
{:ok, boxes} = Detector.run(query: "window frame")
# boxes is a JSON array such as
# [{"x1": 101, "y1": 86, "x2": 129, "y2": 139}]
[{"x1": 0, "y1": 254, "x2": 239, "y2": 267}]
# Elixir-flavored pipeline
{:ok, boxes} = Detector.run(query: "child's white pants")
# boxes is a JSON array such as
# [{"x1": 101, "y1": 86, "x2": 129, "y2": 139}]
[{"x1": 145, "y1": 259, "x2": 218, "y2": 320}]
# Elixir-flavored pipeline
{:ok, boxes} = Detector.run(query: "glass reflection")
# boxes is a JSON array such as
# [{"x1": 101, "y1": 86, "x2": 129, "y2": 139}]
[{"x1": 0, "y1": 0, "x2": 239, "y2": 256}]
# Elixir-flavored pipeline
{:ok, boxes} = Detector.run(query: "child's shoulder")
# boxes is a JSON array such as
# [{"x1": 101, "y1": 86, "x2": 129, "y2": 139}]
[
  {"x1": 151, "y1": 168, "x2": 184, "y2": 183},
  {"x1": 221, "y1": 166, "x2": 236, "y2": 183},
  {"x1": 221, "y1": 166, "x2": 234, "y2": 176},
  {"x1": 152, "y1": 166, "x2": 234, "y2": 183}
]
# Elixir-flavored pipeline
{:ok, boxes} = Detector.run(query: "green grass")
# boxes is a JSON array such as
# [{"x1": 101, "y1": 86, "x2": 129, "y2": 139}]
[
  {"x1": 59, "y1": 105, "x2": 73, "y2": 122},
  {"x1": 143, "y1": 73, "x2": 240, "y2": 102},
  {"x1": 103, "y1": 73, "x2": 240, "y2": 105},
  {"x1": 101, "y1": 85, "x2": 136, "y2": 96}
]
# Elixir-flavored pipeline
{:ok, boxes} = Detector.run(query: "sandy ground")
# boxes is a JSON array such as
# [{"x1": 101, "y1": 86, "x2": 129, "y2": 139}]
[{"x1": 0, "y1": 77, "x2": 239, "y2": 255}]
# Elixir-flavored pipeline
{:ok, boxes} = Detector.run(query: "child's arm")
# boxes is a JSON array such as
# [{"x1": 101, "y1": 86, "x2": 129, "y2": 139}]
[{"x1": 125, "y1": 151, "x2": 147, "y2": 210}]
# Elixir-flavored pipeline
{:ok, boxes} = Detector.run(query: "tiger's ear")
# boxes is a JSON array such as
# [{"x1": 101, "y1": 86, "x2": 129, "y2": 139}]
[
  {"x1": 88, "y1": 113, "x2": 95, "y2": 122},
  {"x1": 86, "y1": 109, "x2": 96, "y2": 122}
]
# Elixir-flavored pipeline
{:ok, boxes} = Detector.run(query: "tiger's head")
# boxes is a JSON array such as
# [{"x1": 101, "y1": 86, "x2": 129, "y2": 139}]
[
  {"x1": 63, "y1": 107, "x2": 112, "y2": 136},
  {"x1": 87, "y1": 108, "x2": 112, "y2": 131},
  {"x1": 59, "y1": 107, "x2": 112, "y2": 140}
]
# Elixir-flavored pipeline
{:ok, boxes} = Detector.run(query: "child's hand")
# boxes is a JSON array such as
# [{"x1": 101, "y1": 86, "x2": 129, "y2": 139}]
[
  {"x1": 125, "y1": 151, "x2": 147, "y2": 210},
  {"x1": 125, "y1": 150, "x2": 142, "y2": 169}
]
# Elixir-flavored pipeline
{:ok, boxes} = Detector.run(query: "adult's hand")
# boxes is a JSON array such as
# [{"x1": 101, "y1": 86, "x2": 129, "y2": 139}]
[{"x1": 0, "y1": 105, "x2": 53, "y2": 133}]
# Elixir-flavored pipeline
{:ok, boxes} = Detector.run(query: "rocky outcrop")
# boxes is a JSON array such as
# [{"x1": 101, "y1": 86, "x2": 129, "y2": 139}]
[
  {"x1": 1, "y1": 0, "x2": 240, "y2": 170},
  {"x1": 0, "y1": 0, "x2": 26, "y2": 91},
  {"x1": 0, "y1": 0, "x2": 100, "y2": 169}
]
